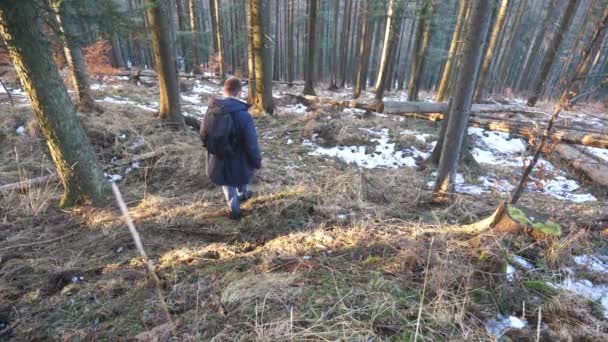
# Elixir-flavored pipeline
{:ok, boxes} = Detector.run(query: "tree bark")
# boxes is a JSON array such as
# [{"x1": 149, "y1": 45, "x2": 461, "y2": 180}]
[
  {"x1": 526, "y1": 0, "x2": 579, "y2": 106},
  {"x1": 111, "y1": 32, "x2": 125, "y2": 68},
  {"x1": 374, "y1": 0, "x2": 400, "y2": 108},
  {"x1": 189, "y1": 0, "x2": 202, "y2": 74},
  {"x1": 246, "y1": 0, "x2": 256, "y2": 103},
  {"x1": 328, "y1": 0, "x2": 340, "y2": 90},
  {"x1": 432, "y1": 0, "x2": 493, "y2": 202},
  {"x1": 273, "y1": 0, "x2": 280, "y2": 81},
  {"x1": 338, "y1": 0, "x2": 353, "y2": 88},
  {"x1": 145, "y1": 0, "x2": 184, "y2": 127},
  {"x1": 407, "y1": 0, "x2": 434, "y2": 101},
  {"x1": 554, "y1": 144, "x2": 608, "y2": 188},
  {"x1": 53, "y1": 0, "x2": 100, "y2": 113},
  {"x1": 211, "y1": 0, "x2": 224, "y2": 78},
  {"x1": 354, "y1": 0, "x2": 373, "y2": 98},
  {"x1": 474, "y1": 0, "x2": 510, "y2": 102},
  {"x1": 436, "y1": 0, "x2": 468, "y2": 102},
  {"x1": 286, "y1": 0, "x2": 295, "y2": 86},
  {"x1": 303, "y1": 0, "x2": 317, "y2": 95},
  {"x1": 251, "y1": 0, "x2": 275, "y2": 114},
  {"x1": 0, "y1": 0, "x2": 110, "y2": 207},
  {"x1": 511, "y1": 3, "x2": 608, "y2": 203}
]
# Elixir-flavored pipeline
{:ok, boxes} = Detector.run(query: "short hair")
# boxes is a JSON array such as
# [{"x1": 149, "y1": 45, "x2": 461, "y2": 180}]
[{"x1": 224, "y1": 77, "x2": 242, "y2": 96}]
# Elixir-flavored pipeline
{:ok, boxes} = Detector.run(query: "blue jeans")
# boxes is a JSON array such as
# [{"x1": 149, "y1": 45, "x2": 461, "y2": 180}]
[{"x1": 221, "y1": 184, "x2": 249, "y2": 217}]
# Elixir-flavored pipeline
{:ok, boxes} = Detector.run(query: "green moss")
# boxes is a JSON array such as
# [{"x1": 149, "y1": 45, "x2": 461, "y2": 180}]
[
  {"x1": 522, "y1": 280, "x2": 557, "y2": 297},
  {"x1": 507, "y1": 206, "x2": 532, "y2": 225},
  {"x1": 531, "y1": 220, "x2": 562, "y2": 237}
]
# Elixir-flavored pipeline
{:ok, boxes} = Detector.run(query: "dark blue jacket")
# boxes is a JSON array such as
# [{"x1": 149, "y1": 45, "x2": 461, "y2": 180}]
[{"x1": 204, "y1": 97, "x2": 262, "y2": 186}]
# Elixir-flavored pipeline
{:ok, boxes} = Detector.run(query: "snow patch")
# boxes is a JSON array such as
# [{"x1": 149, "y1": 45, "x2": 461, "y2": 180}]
[
  {"x1": 181, "y1": 93, "x2": 200, "y2": 104},
  {"x1": 104, "y1": 173, "x2": 123, "y2": 182},
  {"x1": 511, "y1": 255, "x2": 535, "y2": 270},
  {"x1": 539, "y1": 177, "x2": 597, "y2": 203},
  {"x1": 485, "y1": 315, "x2": 527, "y2": 338},
  {"x1": 100, "y1": 96, "x2": 159, "y2": 112},
  {"x1": 192, "y1": 80, "x2": 218, "y2": 94},
  {"x1": 506, "y1": 264, "x2": 516, "y2": 282},
  {"x1": 343, "y1": 108, "x2": 367, "y2": 116},
  {"x1": 304, "y1": 128, "x2": 428, "y2": 169},
  {"x1": 584, "y1": 146, "x2": 608, "y2": 162},
  {"x1": 400, "y1": 129, "x2": 432, "y2": 142},
  {"x1": 555, "y1": 278, "x2": 608, "y2": 317},
  {"x1": 284, "y1": 103, "x2": 308, "y2": 115},
  {"x1": 573, "y1": 255, "x2": 608, "y2": 274},
  {"x1": 90, "y1": 83, "x2": 106, "y2": 90}
]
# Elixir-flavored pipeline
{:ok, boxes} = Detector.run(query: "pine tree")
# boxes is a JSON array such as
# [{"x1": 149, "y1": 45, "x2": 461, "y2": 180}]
[
  {"x1": 145, "y1": 0, "x2": 184, "y2": 127},
  {"x1": 436, "y1": 0, "x2": 469, "y2": 102},
  {"x1": 527, "y1": 0, "x2": 580, "y2": 106},
  {"x1": 251, "y1": 0, "x2": 275, "y2": 114},
  {"x1": 433, "y1": 0, "x2": 493, "y2": 202},
  {"x1": 53, "y1": 0, "x2": 101, "y2": 113},
  {"x1": 407, "y1": 0, "x2": 434, "y2": 101},
  {"x1": 303, "y1": 0, "x2": 318, "y2": 95},
  {"x1": 189, "y1": 0, "x2": 202, "y2": 74},
  {"x1": 0, "y1": 0, "x2": 110, "y2": 207},
  {"x1": 474, "y1": 0, "x2": 510, "y2": 102}
]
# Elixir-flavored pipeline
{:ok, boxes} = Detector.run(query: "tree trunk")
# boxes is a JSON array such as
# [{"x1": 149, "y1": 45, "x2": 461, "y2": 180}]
[
  {"x1": 287, "y1": 0, "x2": 295, "y2": 86},
  {"x1": 111, "y1": 32, "x2": 125, "y2": 68},
  {"x1": 273, "y1": 0, "x2": 280, "y2": 81},
  {"x1": 211, "y1": 0, "x2": 224, "y2": 78},
  {"x1": 436, "y1": 0, "x2": 468, "y2": 102},
  {"x1": 516, "y1": 0, "x2": 556, "y2": 92},
  {"x1": 189, "y1": 0, "x2": 202, "y2": 74},
  {"x1": 0, "y1": 0, "x2": 110, "y2": 207},
  {"x1": 407, "y1": 0, "x2": 434, "y2": 101},
  {"x1": 374, "y1": 0, "x2": 400, "y2": 108},
  {"x1": 175, "y1": 0, "x2": 191, "y2": 72},
  {"x1": 433, "y1": 0, "x2": 493, "y2": 202},
  {"x1": 53, "y1": 0, "x2": 100, "y2": 113},
  {"x1": 398, "y1": 8, "x2": 417, "y2": 91},
  {"x1": 354, "y1": 0, "x2": 373, "y2": 98},
  {"x1": 328, "y1": 0, "x2": 340, "y2": 90},
  {"x1": 145, "y1": 0, "x2": 184, "y2": 127},
  {"x1": 251, "y1": 0, "x2": 275, "y2": 114},
  {"x1": 303, "y1": 0, "x2": 317, "y2": 95},
  {"x1": 474, "y1": 0, "x2": 510, "y2": 102},
  {"x1": 208, "y1": 0, "x2": 219, "y2": 54},
  {"x1": 554, "y1": 144, "x2": 608, "y2": 188},
  {"x1": 511, "y1": 4, "x2": 608, "y2": 204},
  {"x1": 495, "y1": 0, "x2": 528, "y2": 91},
  {"x1": 526, "y1": 0, "x2": 580, "y2": 107},
  {"x1": 246, "y1": 0, "x2": 256, "y2": 103},
  {"x1": 339, "y1": 0, "x2": 353, "y2": 88}
]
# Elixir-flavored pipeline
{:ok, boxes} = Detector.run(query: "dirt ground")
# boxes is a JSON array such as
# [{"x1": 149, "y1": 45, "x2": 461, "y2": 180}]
[{"x1": 1, "y1": 76, "x2": 607, "y2": 341}]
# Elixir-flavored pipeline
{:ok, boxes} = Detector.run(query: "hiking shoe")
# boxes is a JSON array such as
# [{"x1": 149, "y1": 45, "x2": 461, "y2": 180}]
[
  {"x1": 238, "y1": 190, "x2": 253, "y2": 203},
  {"x1": 228, "y1": 209, "x2": 241, "y2": 221}
]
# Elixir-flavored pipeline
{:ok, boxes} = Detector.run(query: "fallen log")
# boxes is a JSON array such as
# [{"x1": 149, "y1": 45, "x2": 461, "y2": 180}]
[
  {"x1": 1, "y1": 151, "x2": 165, "y2": 193},
  {"x1": 553, "y1": 144, "x2": 608, "y2": 187},
  {"x1": 0, "y1": 174, "x2": 58, "y2": 193},
  {"x1": 394, "y1": 111, "x2": 608, "y2": 149},
  {"x1": 288, "y1": 93, "x2": 548, "y2": 116}
]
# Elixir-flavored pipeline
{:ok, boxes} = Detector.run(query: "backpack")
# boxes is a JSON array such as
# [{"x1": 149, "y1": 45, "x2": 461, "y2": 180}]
[{"x1": 200, "y1": 99, "x2": 240, "y2": 159}]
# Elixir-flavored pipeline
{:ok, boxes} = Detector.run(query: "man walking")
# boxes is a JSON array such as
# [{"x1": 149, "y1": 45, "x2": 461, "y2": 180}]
[{"x1": 201, "y1": 77, "x2": 262, "y2": 219}]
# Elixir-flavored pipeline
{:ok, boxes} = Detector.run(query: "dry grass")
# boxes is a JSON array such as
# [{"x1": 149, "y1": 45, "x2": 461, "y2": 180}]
[{"x1": 0, "y1": 79, "x2": 607, "y2": 341}]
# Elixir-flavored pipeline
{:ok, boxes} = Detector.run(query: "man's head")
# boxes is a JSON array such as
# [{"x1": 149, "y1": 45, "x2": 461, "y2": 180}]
[{"x1": 224, "y1": 77, "x2": 242, "y2": 97}]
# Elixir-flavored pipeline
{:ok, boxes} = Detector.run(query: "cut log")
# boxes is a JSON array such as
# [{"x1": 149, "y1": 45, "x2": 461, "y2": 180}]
[
  {"x1": 554, "y1": 144, "x2": 608, "y2": 187},
  {"x1": 287, "y1": 93, "x2": 548, "y2": 116},
  {"x1": 0, "y1": 174, "x2": 58, "y2": 193},
  {"x1": 1, "y1": 151, "x2": 165, "y2": 193}
]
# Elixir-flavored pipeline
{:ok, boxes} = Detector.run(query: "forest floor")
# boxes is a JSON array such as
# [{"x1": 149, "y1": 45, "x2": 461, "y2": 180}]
[{"x1": 1, "y1": 72, "x2": 608, "y2": 341}]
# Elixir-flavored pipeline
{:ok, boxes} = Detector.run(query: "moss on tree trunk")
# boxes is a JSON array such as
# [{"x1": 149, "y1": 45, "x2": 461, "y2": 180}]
[{"x1": 0, "y1": 0, "x2": 109, "y2": 207}]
